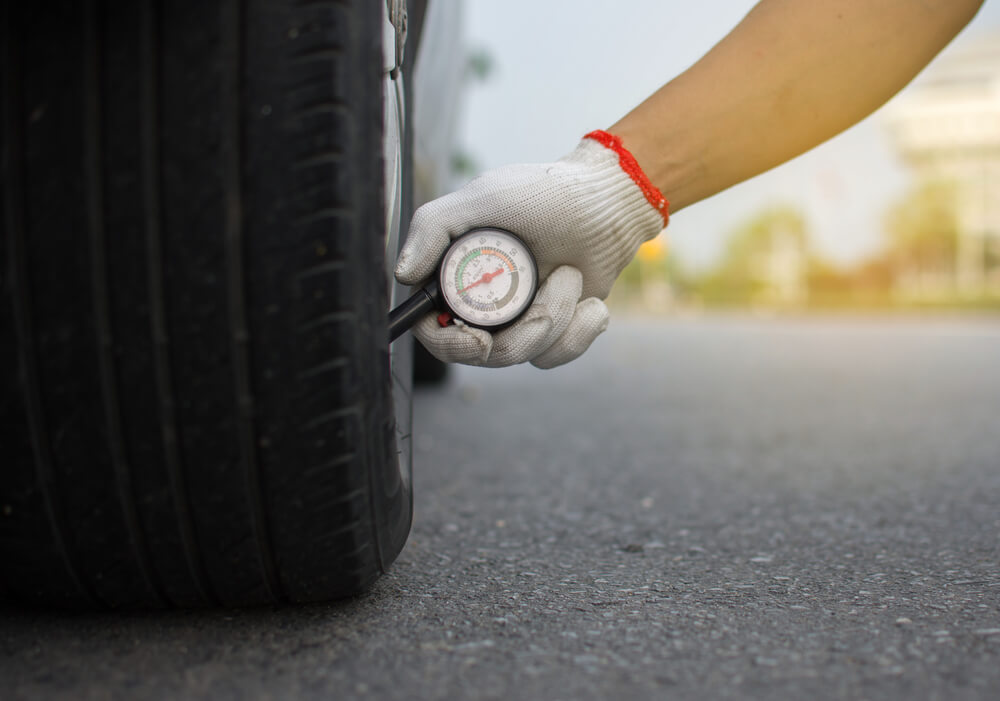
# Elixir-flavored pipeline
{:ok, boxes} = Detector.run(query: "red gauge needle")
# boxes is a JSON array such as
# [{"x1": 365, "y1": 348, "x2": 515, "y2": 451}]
[{"x1": 457, "y1": 267, "x2": 504, "y2": 294}]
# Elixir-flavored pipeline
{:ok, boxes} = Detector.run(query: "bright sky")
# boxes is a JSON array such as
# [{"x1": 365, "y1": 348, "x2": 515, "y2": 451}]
[{"x1": 457, "y1": 1, "x2": 1000, "y2": 271}]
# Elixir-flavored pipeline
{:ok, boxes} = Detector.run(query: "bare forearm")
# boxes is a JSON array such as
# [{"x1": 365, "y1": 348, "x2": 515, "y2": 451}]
[{"x1": 611, "y1": 0, "x2": 984, "y2": 213}]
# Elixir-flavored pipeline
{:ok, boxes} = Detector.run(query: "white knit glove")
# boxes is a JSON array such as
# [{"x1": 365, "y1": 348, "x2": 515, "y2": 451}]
[{"x1": 394, "y1": 130, "x2": 669, "y2": 368}]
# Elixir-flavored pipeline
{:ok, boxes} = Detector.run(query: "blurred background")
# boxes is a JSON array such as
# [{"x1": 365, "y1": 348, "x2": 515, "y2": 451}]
[{"x1": 434, "y1": 0, "x2": 1000, "y2": 313}]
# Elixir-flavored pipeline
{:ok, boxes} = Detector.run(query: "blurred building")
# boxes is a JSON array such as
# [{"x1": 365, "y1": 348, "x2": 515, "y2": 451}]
[{"x1": 885, "y1": 31, "x2": 1000, "y2": 295}]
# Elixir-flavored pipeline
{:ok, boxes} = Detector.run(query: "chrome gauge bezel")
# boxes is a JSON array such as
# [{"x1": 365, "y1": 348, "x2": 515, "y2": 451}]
[{"x1": 437, "y1": 228, "x2": 539, "y2": 331}]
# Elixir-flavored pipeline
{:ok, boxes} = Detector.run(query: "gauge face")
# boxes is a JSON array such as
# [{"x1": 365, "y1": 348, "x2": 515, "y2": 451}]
[{"x1": 439, "y1": 229, "x2": 538, "y2": 329}]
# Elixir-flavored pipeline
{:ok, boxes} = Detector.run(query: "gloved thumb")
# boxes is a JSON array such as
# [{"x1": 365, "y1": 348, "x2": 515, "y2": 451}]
[{"x1": 395, "y1": 192, "x2": 482, "y2": 285}]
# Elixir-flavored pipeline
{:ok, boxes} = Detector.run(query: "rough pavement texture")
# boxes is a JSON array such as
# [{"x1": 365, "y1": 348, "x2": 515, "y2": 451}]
[{"x1": 2, "y1": 317, "x2": 1000, "y2": 700}]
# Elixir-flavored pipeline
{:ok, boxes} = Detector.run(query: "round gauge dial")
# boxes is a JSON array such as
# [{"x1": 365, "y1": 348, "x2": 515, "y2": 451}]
[{"x1": 438, "y1": 228, "x2": 538, "y2": 330}]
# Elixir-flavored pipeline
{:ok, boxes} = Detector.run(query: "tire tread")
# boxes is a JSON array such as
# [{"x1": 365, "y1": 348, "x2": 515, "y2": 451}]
[{"x1": 0, "y1": 0, "x2": 410, "y2": 610}]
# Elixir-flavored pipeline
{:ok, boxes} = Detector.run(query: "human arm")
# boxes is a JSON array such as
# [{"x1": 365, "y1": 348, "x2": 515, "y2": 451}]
[{"x1": 612, "y1": 0, "x2": 985, "y2": 213}]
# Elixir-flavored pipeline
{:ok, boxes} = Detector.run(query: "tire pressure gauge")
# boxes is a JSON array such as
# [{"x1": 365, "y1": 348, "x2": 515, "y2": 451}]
[{"x1": 388, "y1": 228, "x2": 538, "y2": 342}]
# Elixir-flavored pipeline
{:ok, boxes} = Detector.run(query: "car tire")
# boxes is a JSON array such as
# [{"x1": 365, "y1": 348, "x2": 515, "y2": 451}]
[{"x1": 0, "y1": 0, "x2": 412, "y2": 608}]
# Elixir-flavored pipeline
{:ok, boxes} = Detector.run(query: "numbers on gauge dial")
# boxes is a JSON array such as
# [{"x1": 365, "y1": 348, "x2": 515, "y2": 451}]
[{"x1": 439, "y1": 230, "x2": 537, "y2": 328}]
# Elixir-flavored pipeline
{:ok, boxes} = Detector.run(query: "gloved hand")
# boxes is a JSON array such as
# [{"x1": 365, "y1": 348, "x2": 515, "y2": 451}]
[{"x1": 394, "y1": 130, "x2": 669, "y2": 368}]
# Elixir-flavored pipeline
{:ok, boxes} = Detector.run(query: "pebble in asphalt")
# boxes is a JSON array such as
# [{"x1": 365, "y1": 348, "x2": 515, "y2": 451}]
[{"x1": 2, "y1": 316, "x2": 999, "y2": 700}]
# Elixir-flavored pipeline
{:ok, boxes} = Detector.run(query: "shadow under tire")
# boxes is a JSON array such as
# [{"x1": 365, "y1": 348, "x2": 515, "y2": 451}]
[{"x1": 0, "y1": 0, "x2": 412, "y2": 609}]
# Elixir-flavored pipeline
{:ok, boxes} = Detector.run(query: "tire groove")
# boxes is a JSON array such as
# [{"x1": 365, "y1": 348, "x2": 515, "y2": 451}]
[
  {"x1": 297, "y1": 356, "x2": 349, "y2": 380},
  {"x1": 301, "y1": 454, "x2": 357, "y2": 479},
  {"x1": 140, "y1": 0, "x2": 219, "y2": 607},
  {"x1": 294, "y1": 260, "x2": 348, "y2": 280},
  {"x1": 220, "y1": 0, "x2": 283, "y2": 603},
  {"x1": 84, "y1": 0, "x2": 168, "y2": 608},
  {"x1": 292, "y1": 206, "x2": 354, "y2": 227},
  {"x1": 291, "y1": 150, "x2": 345, "y2": 170},
  {"x1": 294, "y1": 1, "x2": 350, "y2": 9},
  {"x1": 300, "y1": 406, "x2": 359, "y2": 432},
  {"x1": 296, "y1": 310, "x2": 357, "y2": 331},
  {"x1": 2, "y1": 3, "x2": 102, "y2": 608},
  {"x1": 287, "y1": 49, "x2": 344, "y2": 64},
  {"x1": 285, "y1": 101, "x2": 351, "y2": 122}
]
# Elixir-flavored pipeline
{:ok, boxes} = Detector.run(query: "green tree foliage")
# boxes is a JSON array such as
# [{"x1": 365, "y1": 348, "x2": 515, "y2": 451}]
[
  {"x1": 609, "y1": 188, "x2": 994, "y2": 312},
  {"x1": 696, "y1": 206, "x2": 808, "y2": 305}
]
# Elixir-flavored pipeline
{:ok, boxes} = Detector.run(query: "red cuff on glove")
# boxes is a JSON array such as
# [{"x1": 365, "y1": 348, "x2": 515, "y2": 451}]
[{"x1": 584, "y1": 130, "x2": 669, "y2": 228}]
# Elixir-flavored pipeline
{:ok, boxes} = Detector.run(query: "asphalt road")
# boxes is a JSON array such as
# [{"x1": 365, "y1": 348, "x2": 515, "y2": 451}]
[{"x1": 3, "y1": 316, "x2": 1000, "y2": 700}]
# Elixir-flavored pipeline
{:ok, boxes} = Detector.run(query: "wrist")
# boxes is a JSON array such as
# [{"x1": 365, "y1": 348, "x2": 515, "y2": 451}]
[{"x1": 609, "y1": 111, "x2": 703, "y2": 214}]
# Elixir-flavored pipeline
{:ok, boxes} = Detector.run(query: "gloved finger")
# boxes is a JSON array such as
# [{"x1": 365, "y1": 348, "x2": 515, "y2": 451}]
[
  {"x1": 395, "y1": 192, "x2": 483, "y2": 285},
  {"x1": 531, "y1": 297, "x2": 610, "y2": 369},
  {"x1": 411, "y1": 314, "x2": 494, "y2": 366},
  {"x1": 486, "y1": 265, "x2": 582, "y2": 368}
]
